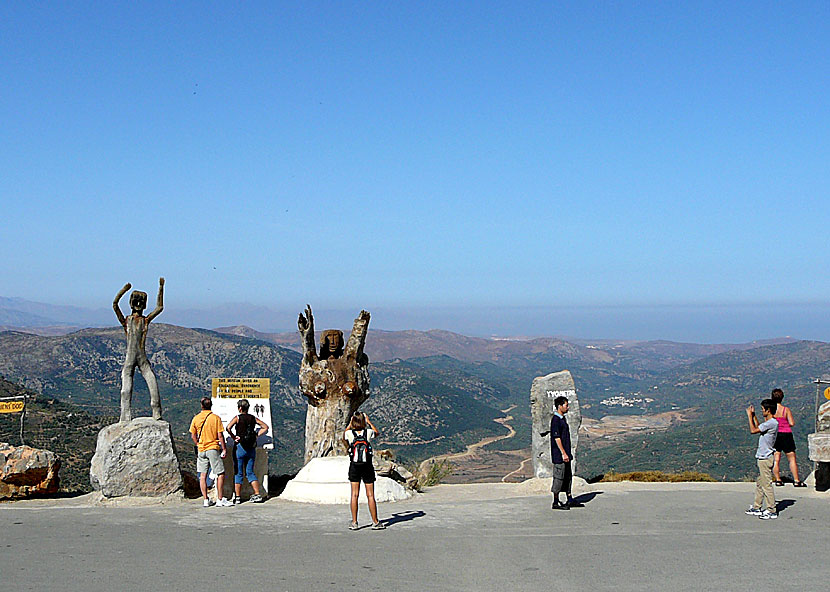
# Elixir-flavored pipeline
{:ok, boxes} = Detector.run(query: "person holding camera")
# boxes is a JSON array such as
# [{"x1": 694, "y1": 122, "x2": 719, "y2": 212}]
[
  {"x1": 745, "y1": 399, "x2": 779, "y2": 519},
  {"x1": 343, "y1": 411, "x2": 385, "y2": 530}
]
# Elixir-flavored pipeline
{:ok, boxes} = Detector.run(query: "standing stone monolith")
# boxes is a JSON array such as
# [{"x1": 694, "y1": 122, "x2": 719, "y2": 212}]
[
  {"x1": 297, "y1": 305, "x2": 370, "y2": 464},
  {"x1": 113, "y1": 277, "x2": 165, "y2": 422},
  {"x1": 531, "y1": 370, "x2": 581, "y2": 478}
]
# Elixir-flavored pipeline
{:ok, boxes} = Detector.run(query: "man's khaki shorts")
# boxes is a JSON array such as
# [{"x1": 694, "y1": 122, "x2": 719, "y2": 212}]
[{"x1": 196, "y1": 448, "x2": 225, "y2": 475}]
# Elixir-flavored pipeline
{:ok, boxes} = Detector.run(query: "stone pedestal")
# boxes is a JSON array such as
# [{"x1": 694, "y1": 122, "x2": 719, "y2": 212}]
[
  {"x1": 280, "y1": 456, "x2": 412, "y2": 504},
  {"x1": 808, "y1": 432, "x2": 830, "y2": 492},
  {"x1": 531, "y1": 370, "x2": 581, "y2": 478},
  {"x1": 90, "y1": 417, "x2": 183, "y2": 498}
]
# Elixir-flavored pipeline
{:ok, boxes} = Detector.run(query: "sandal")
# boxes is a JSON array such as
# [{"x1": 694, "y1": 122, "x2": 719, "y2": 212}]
[
  {"x1": 794, "y1": 481, "x2": 807, "y2": 488},
  {"x1": 774, "y1": 480, "x2": 784, "y2": 486}
]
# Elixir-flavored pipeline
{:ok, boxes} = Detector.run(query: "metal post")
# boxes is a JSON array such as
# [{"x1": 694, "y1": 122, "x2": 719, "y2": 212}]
[{"x1": 19, "y1": 397, "x2": 26, "y2": 447}]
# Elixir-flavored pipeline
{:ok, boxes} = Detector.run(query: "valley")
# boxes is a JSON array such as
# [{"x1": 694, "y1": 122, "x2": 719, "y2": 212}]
[{"x1": 1, "y1": 322, "x2": 827, "y2": 488}]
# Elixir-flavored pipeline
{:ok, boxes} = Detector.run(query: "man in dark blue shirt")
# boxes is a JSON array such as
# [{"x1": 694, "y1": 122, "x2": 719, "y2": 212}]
[{"x1": 543, "y1": 395, "x2": 577, "y2": 510}]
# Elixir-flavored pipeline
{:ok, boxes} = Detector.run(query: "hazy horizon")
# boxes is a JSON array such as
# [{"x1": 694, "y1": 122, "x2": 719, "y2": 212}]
[{"x1": 2, "y1": 294, "x2": 828, "y2": 344}]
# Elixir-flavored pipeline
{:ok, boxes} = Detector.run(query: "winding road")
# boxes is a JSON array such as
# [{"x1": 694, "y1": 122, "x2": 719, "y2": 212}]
[{"x1": 419, "y1": 404, "x2": 530, "y2": 480}]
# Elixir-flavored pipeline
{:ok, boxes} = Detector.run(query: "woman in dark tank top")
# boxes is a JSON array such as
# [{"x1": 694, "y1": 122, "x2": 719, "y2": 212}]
[{"x1": 226, "y1": 399, "x2": 270, "y2": 503}]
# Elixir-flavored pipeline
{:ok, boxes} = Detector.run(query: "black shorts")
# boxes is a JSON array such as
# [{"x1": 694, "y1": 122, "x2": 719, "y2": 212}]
[
  {"x1": 348, "y1": 462, "x2": 376, "y2": 484},
  {"x1": 774, "y1": 432, "x2": 796, "y2": 453}
]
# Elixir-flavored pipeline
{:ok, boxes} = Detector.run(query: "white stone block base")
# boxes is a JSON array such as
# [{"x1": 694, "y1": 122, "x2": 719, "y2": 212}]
[{"x1": 280, "y1": 457, "x2": 412, "y2": 504}]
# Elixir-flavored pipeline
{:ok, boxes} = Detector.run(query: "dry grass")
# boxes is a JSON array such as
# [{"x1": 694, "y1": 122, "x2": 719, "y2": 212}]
[
  {"x1": 416, "y1": 459, "x2": 456, "y2": 489},
  {"x1": 599, "y1": 470, "x2": 716, "y2": 483}
]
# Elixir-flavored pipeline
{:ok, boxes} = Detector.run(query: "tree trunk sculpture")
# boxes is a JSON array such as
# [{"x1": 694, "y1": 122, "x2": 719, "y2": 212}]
[
  {"x1": 113, "y1": 278, "x2": 164, "y2": 423},
  {"x1": 298, "y1": 305, "x2": 370, "y2": 464}
]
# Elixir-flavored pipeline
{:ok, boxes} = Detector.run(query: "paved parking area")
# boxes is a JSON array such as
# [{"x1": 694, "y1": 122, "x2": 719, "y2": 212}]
[{"x1": 2, "y1": 482, "x2": 828, "y2": 591}]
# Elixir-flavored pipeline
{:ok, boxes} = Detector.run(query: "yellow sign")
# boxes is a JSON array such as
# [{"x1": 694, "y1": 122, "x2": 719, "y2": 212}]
[
  {"x1": 211, "y1": 378, "x2": 270, "y2": 399},
  {"x1": 0, "y1": 400, "x2": 25, "y2": 413},
  {"x1": 825, "y1": 386, "x2": 830, "y2": 400}
]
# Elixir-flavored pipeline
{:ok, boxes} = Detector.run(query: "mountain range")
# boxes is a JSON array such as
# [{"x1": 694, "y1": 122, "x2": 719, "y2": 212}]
[{"x1": 1, "y1": 317, "x2": 827, "y2": 488}]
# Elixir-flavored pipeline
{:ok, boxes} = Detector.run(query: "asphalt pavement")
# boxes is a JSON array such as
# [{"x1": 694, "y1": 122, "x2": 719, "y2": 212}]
[{"x1": 1, "y1": 481, "x2": 828, "y2": 592}]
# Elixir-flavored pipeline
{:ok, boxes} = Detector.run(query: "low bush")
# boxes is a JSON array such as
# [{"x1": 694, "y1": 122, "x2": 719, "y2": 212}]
[{"x1": 599, "y1": 470, "x2": 716, "y2": 483}]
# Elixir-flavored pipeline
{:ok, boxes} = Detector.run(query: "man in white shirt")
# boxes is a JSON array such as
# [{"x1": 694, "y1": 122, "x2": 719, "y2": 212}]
[{"x1": 745, "y1": 399, "x2": 779, "y2": 519}]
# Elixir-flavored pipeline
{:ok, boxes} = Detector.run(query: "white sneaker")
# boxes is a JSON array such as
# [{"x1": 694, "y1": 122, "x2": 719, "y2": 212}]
[
  {"x1": 759, "y1": 509, "x2": 778, "y2": 520},
  {"x1": 217, "y1": 498, "x2": 233, "y2": 507},
  {"x1": 203, "y1": 499, "x2": 214, "y2": 508}
]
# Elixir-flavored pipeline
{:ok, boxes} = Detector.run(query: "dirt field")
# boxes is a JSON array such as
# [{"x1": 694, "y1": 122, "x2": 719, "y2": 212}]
[{"x1": 421, "y1": 409, "x2": 691, "y2": 484}]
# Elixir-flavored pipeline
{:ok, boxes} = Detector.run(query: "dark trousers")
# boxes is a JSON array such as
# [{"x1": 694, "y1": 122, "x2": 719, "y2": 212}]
[{"x1": 551, "y1": 462, "x2": 572, "y2": 498}]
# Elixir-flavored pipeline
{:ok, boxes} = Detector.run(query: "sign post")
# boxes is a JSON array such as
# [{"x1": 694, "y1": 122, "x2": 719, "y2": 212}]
[{"x1": 0, "y1": 395, "x2": 27, "y2": 446}]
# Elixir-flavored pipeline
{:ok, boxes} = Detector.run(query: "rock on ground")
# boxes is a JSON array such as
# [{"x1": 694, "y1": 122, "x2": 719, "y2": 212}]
[
  {"x1": 0, "y1": 442, "x2": 61, "y2": 499},
  {"x1": 89, "y1": 418, "x2": 183, "y2": 498}
]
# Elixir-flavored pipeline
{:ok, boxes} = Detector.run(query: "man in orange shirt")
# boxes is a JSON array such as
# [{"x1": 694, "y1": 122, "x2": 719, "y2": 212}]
[{"x1": 190, "y1": 397, "x2": 231, "y2": 507}]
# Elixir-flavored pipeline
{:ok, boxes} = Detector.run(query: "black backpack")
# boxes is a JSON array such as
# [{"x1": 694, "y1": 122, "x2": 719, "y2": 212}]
[
  {"x1": 348, "y1": 429, "x2": 373, "y2": 464},
  {"x1": 237, "y1": 414, "x2": 258, "y2": 450}
]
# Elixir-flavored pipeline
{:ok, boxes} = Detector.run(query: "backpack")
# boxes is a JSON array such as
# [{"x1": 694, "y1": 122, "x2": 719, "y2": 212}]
[
  {"x1": 348, "y1": 429, "x2": 373, "y2": 464},
  {"x1": 237, "y1": 414, "x2": 258, "y2": 450}
]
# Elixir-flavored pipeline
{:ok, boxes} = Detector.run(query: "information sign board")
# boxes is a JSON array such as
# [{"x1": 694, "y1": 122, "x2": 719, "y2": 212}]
[{"x1": 211, "y1": 378, "x2": 273, "y2": 449}]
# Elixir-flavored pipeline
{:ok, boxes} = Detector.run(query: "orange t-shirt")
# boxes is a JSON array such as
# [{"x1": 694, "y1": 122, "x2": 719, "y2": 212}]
[{"x1": 189, "y1": 410, "x2": 224, "y2": 452}]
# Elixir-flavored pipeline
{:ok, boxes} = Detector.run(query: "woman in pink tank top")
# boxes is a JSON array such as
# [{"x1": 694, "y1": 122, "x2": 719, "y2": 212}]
[{"x1": 770, "y1": 388, "x2": 805, "y2": 487}]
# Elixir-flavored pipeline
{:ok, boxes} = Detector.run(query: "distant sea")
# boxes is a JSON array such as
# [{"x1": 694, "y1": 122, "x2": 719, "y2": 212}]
[
  {"x1": 3, "y1": 296, "x2": 829, "y2": 344},
  {"x1": 364, "y1": 303, "x2": 830, "y2": 344}
]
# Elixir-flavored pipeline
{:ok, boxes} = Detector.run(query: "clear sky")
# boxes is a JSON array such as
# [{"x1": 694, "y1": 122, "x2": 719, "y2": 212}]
[{"x1": 2, "y1": 2, "x2": 829, "y2": 339}]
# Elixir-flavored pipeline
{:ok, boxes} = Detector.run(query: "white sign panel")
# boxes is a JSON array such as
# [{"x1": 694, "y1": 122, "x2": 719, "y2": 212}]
[{"x1": 211, "y1": 378, "x2": 274, "y2": 450}]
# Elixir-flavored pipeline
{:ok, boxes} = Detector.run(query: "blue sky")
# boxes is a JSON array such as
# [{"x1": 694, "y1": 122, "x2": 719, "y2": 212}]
[{"x1": 2, "y1": 2, "x2": 829, "y2": 339}]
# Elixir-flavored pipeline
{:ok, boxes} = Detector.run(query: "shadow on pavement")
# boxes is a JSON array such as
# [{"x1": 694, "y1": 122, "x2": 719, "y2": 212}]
[
  {"x1": 776, "y1": 499, "x2": 796, "y2": 513},
  {"x1": 570, "y1": 491, "x2": 602, "y2": 505},
  {"x1": 268, "y1": 473, "x2": 297, "y2": 497},
  {"x1": 384, "y1": 510, "x2": 426, "y2": 526}
]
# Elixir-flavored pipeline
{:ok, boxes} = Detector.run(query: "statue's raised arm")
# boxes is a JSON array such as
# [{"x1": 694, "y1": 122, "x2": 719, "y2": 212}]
[
  {"x1": 344, "y1": 309, "x2": 370, "y2": 361},
  {"x1": 146, "y1": 277, "x2": 165, "y2": 323},
  {"x1": 298, "y1": 304, "x2": 318, "y2": 365},
  {"x1": 113, "y1": 282, "x2": 131, "y2": 330}
]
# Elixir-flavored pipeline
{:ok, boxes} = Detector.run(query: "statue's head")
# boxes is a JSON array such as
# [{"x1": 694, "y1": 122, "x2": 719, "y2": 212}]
[
  {"x1": 319, "y1": 330, "x2": 344, "y2": 359},
  {"x1": 129, "y1": 290, "x2": 148, "y2": 314}
]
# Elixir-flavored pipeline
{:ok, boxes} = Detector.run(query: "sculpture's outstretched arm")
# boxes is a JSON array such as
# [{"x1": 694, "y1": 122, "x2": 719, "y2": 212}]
[
  {"x1": 298, "y1": 304, "x2": 318, "y2": 365},
  {"x1": 344, "y1": 310, "x2": 370, "y2": 360},
  {"x1": 147, "y1": 277, "x2": 165, "y2": 322},
  {"x1": 113, "y1": 283, "x2": 131, "y2": 329}
]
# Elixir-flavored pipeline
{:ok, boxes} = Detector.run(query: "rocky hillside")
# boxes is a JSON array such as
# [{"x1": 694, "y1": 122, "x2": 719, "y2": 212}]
[
  {"x1": 0, "y1": 326, "x2": 518, "y2": 477},
  {"x1": 0, "y1": 377, "x2": 114, "y2": 492}
]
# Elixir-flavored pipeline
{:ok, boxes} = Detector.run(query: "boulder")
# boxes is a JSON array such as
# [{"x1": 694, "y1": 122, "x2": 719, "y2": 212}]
[
  {"x1": 0, "y1": 443, "x2": 61, "y2": 499},
  {"x1": 808, "y1": 433, "x2": 830, "y2": 463},
  {"x1": 89, "y1": 418, "x2": 183, "y2": 498},
  {"x1": 530, "y1": 370, "x2": 581, "y2": 478},
  {"x1": 817, "y1": 401, "x2": 830, "y2": 433},
  {"x1": 280, "y1": 456, "x2": 413, "y2": 504},
  {"x1": 373, "y1": 448, "x2": 417, "y2": 488}
]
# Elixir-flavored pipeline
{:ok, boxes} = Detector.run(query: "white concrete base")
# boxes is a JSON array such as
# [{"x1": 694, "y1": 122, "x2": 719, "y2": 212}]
[{"x1": 280, "y1": 457, "x2": 413, "y2": 504}]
